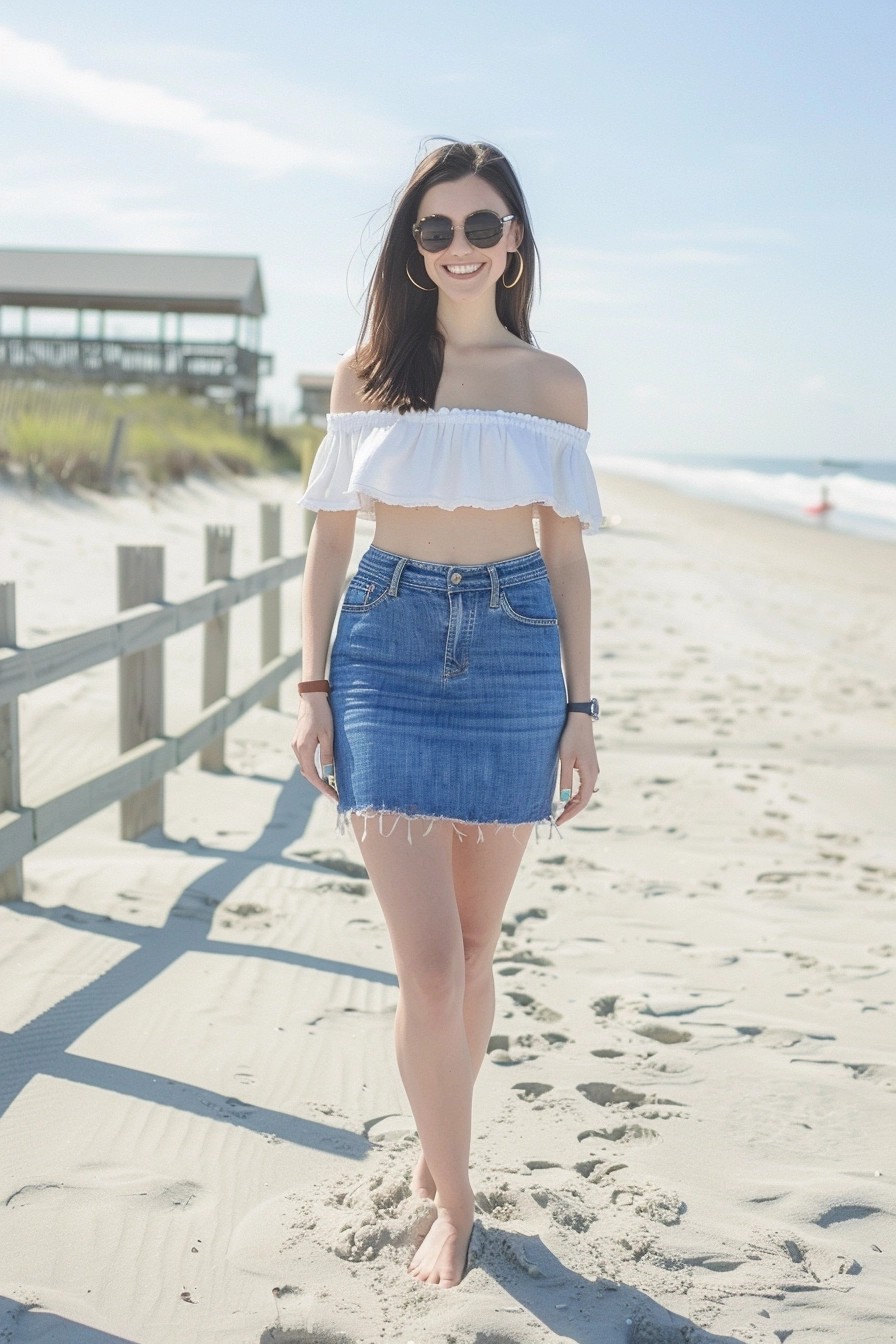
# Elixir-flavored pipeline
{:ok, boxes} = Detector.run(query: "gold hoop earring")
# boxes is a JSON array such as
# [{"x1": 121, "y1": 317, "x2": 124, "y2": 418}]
[
  {"x1": 405, "y1": 257, "x2": 437, "y2": 292},
  {"x1": 501, "y1": 252, "x2": 524, "y2": 289}
]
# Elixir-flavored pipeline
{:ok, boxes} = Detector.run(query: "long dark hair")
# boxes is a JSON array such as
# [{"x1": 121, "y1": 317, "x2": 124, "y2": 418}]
[{"x1": 354, "y1": 139, "x2": 540, "y2": 412}]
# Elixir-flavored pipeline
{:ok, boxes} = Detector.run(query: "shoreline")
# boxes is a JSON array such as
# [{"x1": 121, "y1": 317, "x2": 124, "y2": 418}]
[
  {"x1": 593, "y1": 456, "x2": 896, "y2": 545},
  {"x1": 596, "y1": 466, "x2": 896, "y2": 571}
]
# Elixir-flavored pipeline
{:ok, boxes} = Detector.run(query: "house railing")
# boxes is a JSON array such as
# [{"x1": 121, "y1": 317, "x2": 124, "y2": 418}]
[{"x1": 0, "y1": 336, "x2": 273, "y2": 388}]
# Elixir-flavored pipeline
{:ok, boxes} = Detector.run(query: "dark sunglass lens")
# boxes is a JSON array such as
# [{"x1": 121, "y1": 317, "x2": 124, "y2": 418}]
[
  {"x1": 417, "y1": 217, "x2": 453, "y2": 251},
  {"x1": 465, "y1": 211, "x2": 503, "y2": 247}
]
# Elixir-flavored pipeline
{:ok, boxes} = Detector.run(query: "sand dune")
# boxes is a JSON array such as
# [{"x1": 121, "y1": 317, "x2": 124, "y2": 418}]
[{"x1": 0, "y1": 470, "x2": 893, "y2": 1342}]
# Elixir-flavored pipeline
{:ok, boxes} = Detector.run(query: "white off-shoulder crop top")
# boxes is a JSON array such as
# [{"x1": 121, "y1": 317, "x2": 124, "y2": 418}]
[{"x1": 295, "y1": 407, "x2": 605, "y2": 535}]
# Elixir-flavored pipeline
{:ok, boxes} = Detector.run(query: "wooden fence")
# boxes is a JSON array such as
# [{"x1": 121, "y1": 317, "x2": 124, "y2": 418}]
[{"x1": 0, "y1": 503, "x2": 306, "y2": 902}]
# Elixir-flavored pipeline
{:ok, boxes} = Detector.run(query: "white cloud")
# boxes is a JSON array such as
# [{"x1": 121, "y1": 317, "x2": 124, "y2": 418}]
[
  {"x1": 0, "y1": 176, "x2": 202, "y2": 249},
  {"x1": 0, "y1": 25, "x2": 362, "y2": 179}
]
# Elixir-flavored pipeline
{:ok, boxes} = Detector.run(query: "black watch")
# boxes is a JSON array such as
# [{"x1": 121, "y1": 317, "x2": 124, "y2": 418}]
[{"x1": 567, "y1": 697, "x2": 600, "y2": 720}]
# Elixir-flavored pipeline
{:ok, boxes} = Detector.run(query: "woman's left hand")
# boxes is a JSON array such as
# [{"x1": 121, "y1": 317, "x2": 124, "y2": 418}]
[{"x1": 555, "y1": 714, "x2": 600, "y2": 825}]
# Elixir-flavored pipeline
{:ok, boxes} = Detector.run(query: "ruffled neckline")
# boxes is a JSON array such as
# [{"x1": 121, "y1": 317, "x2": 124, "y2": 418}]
[{"x1": 326, "y1": 405, "x2": 589, "y2": 440}]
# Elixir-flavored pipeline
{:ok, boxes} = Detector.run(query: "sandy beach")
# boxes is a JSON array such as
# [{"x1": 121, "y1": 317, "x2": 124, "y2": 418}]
[{"x1": 0, "y1": 468, "x2": 893, "y2": 1343}]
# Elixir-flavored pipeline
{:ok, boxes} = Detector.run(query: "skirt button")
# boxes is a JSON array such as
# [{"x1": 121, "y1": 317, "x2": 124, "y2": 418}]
[{"x1": 450, "y1": 572, "x2": 462, "y2": 584}]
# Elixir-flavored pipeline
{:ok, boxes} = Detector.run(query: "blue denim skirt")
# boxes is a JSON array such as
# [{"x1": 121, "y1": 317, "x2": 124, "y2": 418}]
[{"x1": 329, "y1": 544, "x2": 567, "y2": 844}]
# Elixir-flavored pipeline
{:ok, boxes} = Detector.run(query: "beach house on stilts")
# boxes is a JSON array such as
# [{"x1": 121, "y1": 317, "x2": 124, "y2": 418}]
[{"x1": 0, "y1": 247, "x2": 272, "y2": 423}]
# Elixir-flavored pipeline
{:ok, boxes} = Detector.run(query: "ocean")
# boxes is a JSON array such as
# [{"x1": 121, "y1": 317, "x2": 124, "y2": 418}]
[{"x1": 595, "y1": 452, "x2": 896, "y2": 544}]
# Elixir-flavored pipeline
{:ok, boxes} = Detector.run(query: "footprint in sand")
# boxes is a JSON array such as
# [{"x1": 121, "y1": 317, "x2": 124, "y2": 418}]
[
  {"x1": 503, "y1": 989, "x2": 563, "y2": 1023},
  {"x1": 579, "y1": 1123, "x2": 658, "y2": 1143},
  {"x1": 512, "y1": 905, "x2": 548, "y2": 923},
  {"x1": 486, "y1": 1033, "x2": 543, "y2": 1066},
  {"x1": 682, "y1": 1253, "x2": 745, "y2": 1272},
  {"x1": 260, "y1": 1317, "x2": 358, "y2": 1343},
  {"x1": 529, "y1": 1184, "x2": 596, "y2": 1233},
  {"x1": 612, "y1": 1182, "x2": 685, "y2": 1226},
  {"x1": 813, "y1": 1203, "x2": 883, "y2": 1228},
  {"x1": 494, "y1": 948, "x2": 555, "y2": 968},
  {"x1": 295, "y1": 849, "x2": 369, "y2": 880},
  {"x1": 577, "y1": 1082, "x2": 648, "y2": 1108},
  {"x1": 541, "y1": 1030, "x2": 569, "y2": 1048},
  {"x1": 313, "y1": 880, "x2": 369, "y2": 895},
  {"x1": 574, "y1": 1157, "x2": 619, "y2": 1179},
  {"x1": 634, "y1": 1024, "x2": 692, "y2": 1045},
  {"x1": 512, "y1": 1081, "x2": 554, "y2": 1101}
]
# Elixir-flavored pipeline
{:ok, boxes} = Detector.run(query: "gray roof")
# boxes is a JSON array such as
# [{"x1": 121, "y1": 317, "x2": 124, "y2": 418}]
[{"x1": 0, "y1": 247, "x2": 266, "y2": 316}]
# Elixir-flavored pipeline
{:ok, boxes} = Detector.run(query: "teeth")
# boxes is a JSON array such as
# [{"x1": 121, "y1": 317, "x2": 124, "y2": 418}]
[{"x1": 446, "y1": 263, "x2": 483, "y2": 274}]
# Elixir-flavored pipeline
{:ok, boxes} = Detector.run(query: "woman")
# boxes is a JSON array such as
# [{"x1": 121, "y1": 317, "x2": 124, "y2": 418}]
[{"x1": 291, "y1": 139, "x2": 603, "y2": 1289}]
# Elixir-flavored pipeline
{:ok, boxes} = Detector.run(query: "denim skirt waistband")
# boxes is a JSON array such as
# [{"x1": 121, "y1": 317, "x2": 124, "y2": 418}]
[{"x1": 349, "y1": 543, "x2": 551, "y2": 595}]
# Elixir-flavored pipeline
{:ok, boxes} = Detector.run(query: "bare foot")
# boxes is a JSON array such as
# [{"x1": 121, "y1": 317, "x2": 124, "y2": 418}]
[
  {"x1": 410, "y1": 1149, "x2": 437, "y2": 1201},
  {"x1": 407, "y1": 1204, "x2": 474, "y2": 1288}
]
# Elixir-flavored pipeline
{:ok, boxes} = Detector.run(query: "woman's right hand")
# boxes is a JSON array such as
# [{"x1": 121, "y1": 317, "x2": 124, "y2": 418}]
[{"x1": 291, "y1": 693, "x2": 339, "y2": 802}]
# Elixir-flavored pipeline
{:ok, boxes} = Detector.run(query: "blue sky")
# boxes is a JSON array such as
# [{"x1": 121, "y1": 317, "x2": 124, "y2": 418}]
[{"x1": 0, "y1": 1, "x2": 893, "y2": 459}]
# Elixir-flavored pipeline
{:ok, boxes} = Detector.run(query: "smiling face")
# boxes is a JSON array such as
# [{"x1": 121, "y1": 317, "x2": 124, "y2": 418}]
[{"x1": 414, "y1": 174, "x2": 523, "y2": 299}]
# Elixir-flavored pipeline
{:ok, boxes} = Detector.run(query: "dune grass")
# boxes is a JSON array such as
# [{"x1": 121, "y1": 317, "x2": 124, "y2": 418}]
[{"x1": 0, "y1": 383, "x2": 324, "y2": 489}]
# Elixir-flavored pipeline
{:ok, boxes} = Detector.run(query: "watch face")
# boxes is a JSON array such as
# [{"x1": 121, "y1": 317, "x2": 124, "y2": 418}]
[{"x1": 590, "y1": 697, "x2": 600, "y2": 719}]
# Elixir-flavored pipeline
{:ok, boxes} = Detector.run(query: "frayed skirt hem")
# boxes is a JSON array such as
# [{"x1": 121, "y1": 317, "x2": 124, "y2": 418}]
[{"x1": 334, "y1": 806, "x2": 562, "y2": 845}]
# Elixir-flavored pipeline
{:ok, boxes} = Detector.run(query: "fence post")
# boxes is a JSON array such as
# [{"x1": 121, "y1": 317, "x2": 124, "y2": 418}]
[
  {"x1": 200, "y1": 525, "x2": 234, "y2": 772},
  {"x1": 103, "y1": 415, "x2": 127, "y2": 491},
  {"x1": 260, "y1": 503, "x2": 281, "y2": 710},
  {"x1": 0, "y1": 583, "x2": 24, "y2": 901},
  {"x1": 118, "y1": 546, "x2": 165, "y2": 839}
]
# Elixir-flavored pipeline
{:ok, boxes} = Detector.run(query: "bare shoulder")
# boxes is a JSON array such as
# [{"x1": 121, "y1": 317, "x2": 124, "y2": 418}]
[
  {"x1": 520, "y1": 348, "x2": 588, "y2": 430},
  {"x1": 329, "y1": 347, "x2": 370, "y2": 413}
]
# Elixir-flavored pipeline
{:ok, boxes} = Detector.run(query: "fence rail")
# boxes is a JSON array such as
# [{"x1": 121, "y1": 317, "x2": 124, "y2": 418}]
[{"x1": 0, "y1": 502, "x2": 307, "y2": 901}]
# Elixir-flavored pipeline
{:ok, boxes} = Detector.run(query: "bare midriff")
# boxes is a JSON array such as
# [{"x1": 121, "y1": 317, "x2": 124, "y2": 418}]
[{"x1": 371, "y1": 501, "x2": 539, "y2": 565}]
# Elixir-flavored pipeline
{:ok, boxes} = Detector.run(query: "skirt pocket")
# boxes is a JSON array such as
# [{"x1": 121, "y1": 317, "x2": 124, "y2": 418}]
[
  {"x1": 498, "y1": 576, "x2": 559, "y2": 626},
  {"x1": 340, "y1": 574, "x2": 394, "y2": 612}
]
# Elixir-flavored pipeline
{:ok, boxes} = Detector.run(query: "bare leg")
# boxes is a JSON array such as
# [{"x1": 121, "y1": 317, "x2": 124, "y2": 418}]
[
  {"x1": 349, "y1": 812, "x2": 474, "y2": 1287},
  {"x1": 411, "y1": 821, "x2": 533, "y2": 1202}
]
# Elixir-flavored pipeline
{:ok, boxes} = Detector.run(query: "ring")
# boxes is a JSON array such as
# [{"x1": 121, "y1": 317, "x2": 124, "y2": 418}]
[{"x1": 559, "y1": 788, "x2": 572, "y2": 802}]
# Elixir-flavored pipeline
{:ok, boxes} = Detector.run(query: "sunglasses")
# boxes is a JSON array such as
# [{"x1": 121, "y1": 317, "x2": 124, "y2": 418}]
[{"x1": 412, "y1": 210, "x2": 516, "y2": 253}]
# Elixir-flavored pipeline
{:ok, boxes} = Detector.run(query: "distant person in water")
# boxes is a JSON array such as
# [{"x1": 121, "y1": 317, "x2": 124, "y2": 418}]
[{"x1": 805, "y1": 482, "x2": 834, "y2": 517}]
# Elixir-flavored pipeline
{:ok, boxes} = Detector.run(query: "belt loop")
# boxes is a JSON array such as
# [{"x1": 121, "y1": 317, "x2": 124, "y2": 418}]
[
  {"x1": 487, "y1": 563, "x2": 500, "y2": 608},
  {"x1": 388, "y1": 555, "x2": 408, "y2": 596}
]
